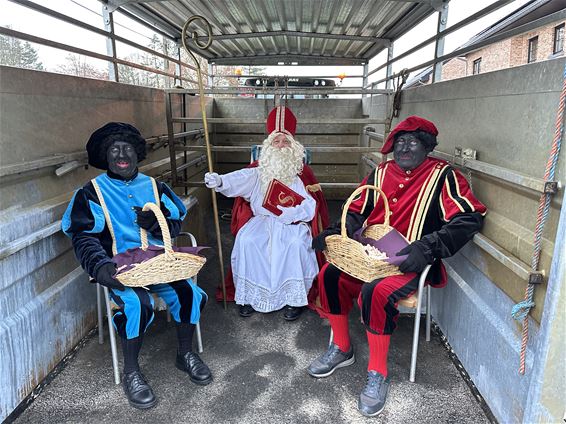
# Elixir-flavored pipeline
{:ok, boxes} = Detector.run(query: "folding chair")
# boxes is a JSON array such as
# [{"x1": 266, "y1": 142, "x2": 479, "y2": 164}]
[
  {"x1": 96, "y1": 231, "x2": 204, "y2": 385},
  {"x1": 329, "y1": 264, "x2": 432, "y2": 383}
]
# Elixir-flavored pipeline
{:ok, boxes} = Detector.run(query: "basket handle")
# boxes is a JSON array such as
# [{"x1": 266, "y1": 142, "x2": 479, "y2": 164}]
[
  {"x1": 139, "y1": 202, "x2": 174, "y2": 255},
  {"x1": 340, "y1": 184, "x2": 390, "y2": 238}
]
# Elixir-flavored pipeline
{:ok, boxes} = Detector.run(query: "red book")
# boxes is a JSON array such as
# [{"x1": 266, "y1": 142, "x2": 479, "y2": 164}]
[{"x1": 262, "y1": 179, "x2": 305, "y2": 216}]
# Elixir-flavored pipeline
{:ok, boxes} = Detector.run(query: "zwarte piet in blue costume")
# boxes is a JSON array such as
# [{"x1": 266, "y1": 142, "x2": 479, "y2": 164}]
[{"x1": 62, "y1": 122, "x2": 213, "y2": 409}]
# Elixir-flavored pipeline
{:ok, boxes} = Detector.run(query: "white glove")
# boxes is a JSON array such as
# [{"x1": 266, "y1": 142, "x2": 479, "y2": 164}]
[
  {"x1": 204, "y1": 172, "x2": 222, "y2": 189},
  {"x1": 277, "y1": 205, "x2": 299, "y2": 224}
]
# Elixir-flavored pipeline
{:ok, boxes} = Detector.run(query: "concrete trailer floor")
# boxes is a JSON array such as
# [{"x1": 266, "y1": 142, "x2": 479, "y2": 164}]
[{"x1": 13, "y1": 200, "x2": 491, "y2": 424}]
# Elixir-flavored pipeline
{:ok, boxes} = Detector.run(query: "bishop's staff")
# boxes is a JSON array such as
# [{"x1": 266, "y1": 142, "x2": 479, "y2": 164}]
[{"x1": 181, "y1": 15, "x2": 227, "y2": 309}]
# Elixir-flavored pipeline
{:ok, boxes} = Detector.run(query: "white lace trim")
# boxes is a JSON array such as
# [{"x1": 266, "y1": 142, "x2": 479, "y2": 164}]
[{"x1": 233, "y1": 273, "x2": 315, "y2": 313}]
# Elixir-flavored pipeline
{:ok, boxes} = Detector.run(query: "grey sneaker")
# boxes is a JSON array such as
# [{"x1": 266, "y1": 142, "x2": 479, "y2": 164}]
[
  {"x1": 307, "y1": 343, "x2": 355, "y2": 378},
  {"x1": 358, "y1": 371, "x2": 390, "y2": 417}
]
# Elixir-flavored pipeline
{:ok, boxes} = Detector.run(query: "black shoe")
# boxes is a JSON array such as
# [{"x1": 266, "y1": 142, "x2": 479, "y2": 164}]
[
  {"x1": 239, "y1": 304, "x2": 255, "y2": 317},
  {"x1": 358, "y1": 371, "x2": 390, "y2": 417},
  {"x1": 307, "y1": 343, "x2": 355, "y2": 378},
  {"x1": 283, "y1": 305, "x2": 304, "y2": 321},
  {"x1": 176, "y1": 351, "x2": 213, "y2": 385},
  {"x1": 122, "y1": 371, "x2": 157, "y2": 409}
]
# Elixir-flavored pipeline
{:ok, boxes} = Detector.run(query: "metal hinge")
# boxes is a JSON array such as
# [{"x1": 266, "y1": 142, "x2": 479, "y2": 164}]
[
  {"x1": 528, "y1": 271, "x2": 545, "y2": 285},
  {"x1": 544, "y1": 181, "x2": 558, "y2": 194}
]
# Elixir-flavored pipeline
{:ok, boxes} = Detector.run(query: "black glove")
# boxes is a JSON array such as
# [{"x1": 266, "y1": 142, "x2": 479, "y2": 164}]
[
  {"x1": 134, "y1": 207, "x2": 158, "y2": 231},
  {"x1": 396, "y1": 242, "x2": 432, "y2": 274},
  {"x1": 94, "y1": 262, "x2": 125, "y2": 290},
  {"x1": 312, "y1": 228, "x2": 341, "y2": 251}
]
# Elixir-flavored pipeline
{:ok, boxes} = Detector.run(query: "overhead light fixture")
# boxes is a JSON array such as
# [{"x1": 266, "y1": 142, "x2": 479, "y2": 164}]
[
  {"x1": 255, "y1": 79, "x2": 261, "y2": 85},
  {"x1": 314, "y1": 80, "x2": 319, "y2": 86},
  {"x1": 291, "y1": 62, "x2": 298, "y2": 65},
  {"x1": 321, "y1": 80, "x2": 326, "y2": 86},
  {"x1": 277, "y1": 62, "x2": 285, "y2": 65}
]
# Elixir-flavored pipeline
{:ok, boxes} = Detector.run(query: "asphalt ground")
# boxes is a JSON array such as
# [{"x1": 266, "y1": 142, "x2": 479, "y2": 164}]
[{"x1": 13, "y1": 199, "x2": 490, "y2": 424}]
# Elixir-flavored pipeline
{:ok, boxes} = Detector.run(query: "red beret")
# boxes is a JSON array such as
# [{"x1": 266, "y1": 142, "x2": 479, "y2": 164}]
[
  {"x1": 381, "y1": 115, "x2": 439, "y2": 154},
  {"x1": 266, "y1": 106, "x2": 297, "y2": 136}
]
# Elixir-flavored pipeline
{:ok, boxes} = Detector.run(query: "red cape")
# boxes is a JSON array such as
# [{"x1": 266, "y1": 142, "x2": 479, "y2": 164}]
[{"x1": 215, "y1": 162, "x2": 329, "y2": 304}]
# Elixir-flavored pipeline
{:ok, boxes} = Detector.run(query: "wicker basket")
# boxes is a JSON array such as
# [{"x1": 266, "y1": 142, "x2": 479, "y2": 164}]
[
  {"x1": 324, "y1": 185, "x2": 402, "y2": 283},
  {"x1": 116, "y1": 202, "x2": 206, "y2": 287}
]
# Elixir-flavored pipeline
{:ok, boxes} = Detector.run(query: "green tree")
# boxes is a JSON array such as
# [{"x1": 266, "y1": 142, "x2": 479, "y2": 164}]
[{"x1": 0, "y1": 30, "x2": 44, "y2": 70}]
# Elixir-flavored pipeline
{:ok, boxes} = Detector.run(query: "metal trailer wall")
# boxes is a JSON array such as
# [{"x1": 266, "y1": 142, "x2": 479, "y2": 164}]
[
  {"x1": 0, "y1": 66, "x2": 210, "y2": 421},
  {"x1": 362, "y1": 59, "x2": 565, "y2": 423}
]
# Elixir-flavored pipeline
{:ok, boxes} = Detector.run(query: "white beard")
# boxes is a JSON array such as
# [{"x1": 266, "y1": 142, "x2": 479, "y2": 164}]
[{"x1": 258, "y1": 133, "x2": 305, "y2": 194}]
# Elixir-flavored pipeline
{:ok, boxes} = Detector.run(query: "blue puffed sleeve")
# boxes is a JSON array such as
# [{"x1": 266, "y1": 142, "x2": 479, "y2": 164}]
[
  {"x1": 62, "y1": 188, "x2": 106, "y2": 237},
  {"x1": 146, "y1": 182, "x2": 187, "y2": 239},
  {"x1": 61, "y1": 184, "x2": 113, "y2": 278},
  {"x1": 160, "y1": 183, "x2": 187, "y2": 221}
]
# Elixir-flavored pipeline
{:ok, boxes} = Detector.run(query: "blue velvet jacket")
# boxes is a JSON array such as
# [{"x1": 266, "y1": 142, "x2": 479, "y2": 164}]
[{"x1": 62, "y1": 170, "x2": 187, "y2": 279}]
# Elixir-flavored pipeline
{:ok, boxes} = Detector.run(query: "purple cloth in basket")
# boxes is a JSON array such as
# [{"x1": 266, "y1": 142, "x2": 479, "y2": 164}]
[
  {"x1": 113, "y1": 245, "x2": 208, "y2": 273},
  {"x1": 353, "y1": 227, "x2": 409, "y2": 267}
]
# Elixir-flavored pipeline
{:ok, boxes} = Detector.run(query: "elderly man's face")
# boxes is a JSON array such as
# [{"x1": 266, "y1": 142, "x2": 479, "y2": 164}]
[
  {"x1": 393, "y1": 133, "x2": 431, "y2": 171},
  {"x1": 107, "y1": 141, "x2": 138, "y2": 179},
  {"x1": 271, "y1": 133, "x2": 291, "y2": 149}
]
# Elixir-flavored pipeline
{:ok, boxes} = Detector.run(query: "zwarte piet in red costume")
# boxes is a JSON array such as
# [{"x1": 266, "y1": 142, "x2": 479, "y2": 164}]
[{"x1": 309, "y1": 116, "x2": 487, "y2": 417}]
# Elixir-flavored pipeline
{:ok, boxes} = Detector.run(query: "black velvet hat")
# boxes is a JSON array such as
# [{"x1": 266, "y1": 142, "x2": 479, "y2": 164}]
[{"x1": 86, "y1": 122, "x2": 147, "y2": 170}]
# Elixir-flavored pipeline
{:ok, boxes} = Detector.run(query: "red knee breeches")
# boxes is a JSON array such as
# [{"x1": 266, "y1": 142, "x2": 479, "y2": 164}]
[{"x1": 316, "y1": 263, "x2": 419, "y2": 335}]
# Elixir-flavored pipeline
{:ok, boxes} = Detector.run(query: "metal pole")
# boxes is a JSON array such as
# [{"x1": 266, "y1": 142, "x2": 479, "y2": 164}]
[
  {"x1": 362, "y1": 63, "x2": 368, "y2": 97},
  {"x1": 207, "y1": 62, "x2": 214, "y2": 88},
  {"x1": 163, "y1": 36, "x2": 171, "y2": 88},
  {"x1": 104, "y1": 286, "x2": 121, "y2": 385},
  {"x1": 433, "y1": 1, "x2": 450, "y2": 83},
  {"x1": 102, "y1": 4, "x2": 118, "y2": 82},
  {"x1": 385, "y1": 43, "x2": 394, "y2": 90},
  {"x1": 182, "y1": 16, "x2": 227, "y2": 309},
  {"x1": 97, "y1": 283, "x2": 104, "y2": 344},
  {"x1": 175, "y1": 46, "x2": 182, "y2": 87}
]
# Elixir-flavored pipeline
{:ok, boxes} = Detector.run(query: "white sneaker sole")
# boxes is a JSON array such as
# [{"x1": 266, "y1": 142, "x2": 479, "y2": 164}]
[
  {"x1": 307, "y1": 354, "x2": 356, "y2": 378},
  {"x1": 358, "y1": 402, "x2": 385, "y2": 417}
]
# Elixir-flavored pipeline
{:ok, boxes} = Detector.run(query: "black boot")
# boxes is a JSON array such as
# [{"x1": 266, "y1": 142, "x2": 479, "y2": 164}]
[
  {"x1": 176, "y1": 351, "x2": 213, "y2": 385},
  {"x1": 175, "y1": 322, "x2": 212, "y2": 385},
  {"x1": 120, "y1": 336, "x2": 156, "y2": 409},
  {"x1": 176, "y1": 322, "x2": 195, "y2": 355},
  {"x1": 239, "y1": 304, "x2": 255, "y2": 317},
  {"x1": 283, "y1": 305, "x2": 304, "y2": 321},
  {"x1": 123, "y1": 371, "x2": 156, "y2": 409}
]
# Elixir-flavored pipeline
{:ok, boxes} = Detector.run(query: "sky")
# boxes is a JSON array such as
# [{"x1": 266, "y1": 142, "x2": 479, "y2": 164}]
[{"x1": 1, "y1": 0, "x2": 533, "y2": 87}]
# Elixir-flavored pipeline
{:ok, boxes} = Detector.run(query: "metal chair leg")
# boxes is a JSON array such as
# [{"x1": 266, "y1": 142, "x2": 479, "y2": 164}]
[
  {"x1": 196, "y1": 322, "x2": 203, "y2": 353},
  {"x1": 103, "y1": 286, "x2": 121, "y2": 385},
  {"x1": 409, "y1": 264, "x2": 432, "y2": 383},
  {"x1": 177, "y1": 231, "x2": 205, "y2": 353},
  {"x1": 97, "y1": 283, "x2": 104, "y2": 344},
  {"x1": 426, "y1": 284, "x2": 431, "y2": 342}
]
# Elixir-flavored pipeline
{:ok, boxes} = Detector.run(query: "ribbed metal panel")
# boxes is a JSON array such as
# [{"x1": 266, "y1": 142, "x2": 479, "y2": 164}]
[{"x1": 119, "y1": 0, "x2": 435, "y2": 64}]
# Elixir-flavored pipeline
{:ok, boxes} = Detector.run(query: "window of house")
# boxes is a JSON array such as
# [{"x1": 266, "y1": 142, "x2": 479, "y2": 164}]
[
  {"x1": 528, "y1": 36, "x2": 538, "y2": 63},
  {"x1": 554, "y1": 23, "x2": 565, "y2": 54},
  {"x1": 472, "y1": 58, "x2": 481, "y2": 75}
]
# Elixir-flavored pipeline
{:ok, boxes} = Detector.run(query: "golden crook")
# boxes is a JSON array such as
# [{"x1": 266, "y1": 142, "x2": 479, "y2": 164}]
[{"x1": 181, "y1": 15, "x2": 227, "y2": 310}]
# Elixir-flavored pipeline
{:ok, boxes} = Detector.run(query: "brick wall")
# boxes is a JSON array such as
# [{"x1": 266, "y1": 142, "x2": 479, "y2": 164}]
[
  {"x1": 441, "y1": 57, "x2": 467, "y2": 80},
  {"x1": 440, "y1": 18, "x2": 565, "y2": 81}
]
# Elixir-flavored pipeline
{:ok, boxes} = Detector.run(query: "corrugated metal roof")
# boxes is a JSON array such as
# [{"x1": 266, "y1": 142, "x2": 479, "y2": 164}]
[{"x1": 109, "y1": 0, "x2": 439, "y2": 65}]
